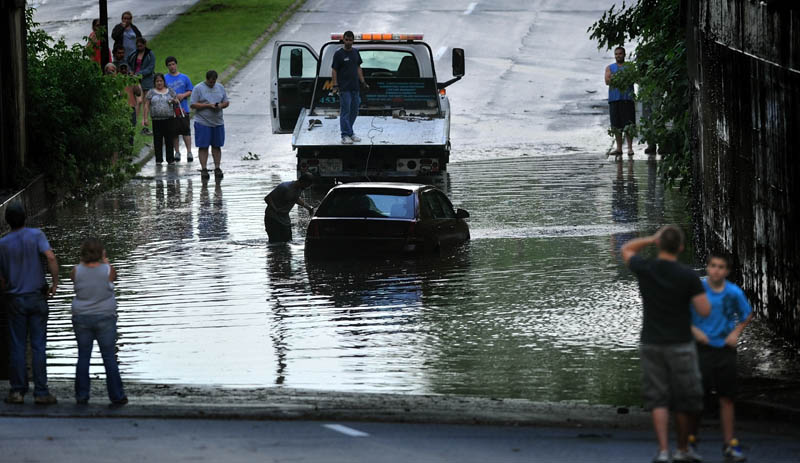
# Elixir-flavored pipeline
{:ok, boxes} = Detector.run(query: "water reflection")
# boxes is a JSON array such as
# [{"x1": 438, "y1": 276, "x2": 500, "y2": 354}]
[
  {"x1": 267, "y1": 245, "x2": 298, "y2": 385},
  {"x1": 610, "y1": 160, "x2": 638, "y2": 265},
  {"x1": 198, "y1": 178, "x2": 228, "y2": 241}
]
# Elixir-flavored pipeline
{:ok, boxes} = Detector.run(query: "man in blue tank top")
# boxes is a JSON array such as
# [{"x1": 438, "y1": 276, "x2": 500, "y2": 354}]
[{"x1": 605, "y1": 46, "x2": 636, "y2": 158}]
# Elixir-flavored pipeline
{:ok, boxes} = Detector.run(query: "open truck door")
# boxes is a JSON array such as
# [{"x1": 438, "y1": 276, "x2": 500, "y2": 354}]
[{"x1": 271, "y1": 42, "x2": 319, "y2": 134}]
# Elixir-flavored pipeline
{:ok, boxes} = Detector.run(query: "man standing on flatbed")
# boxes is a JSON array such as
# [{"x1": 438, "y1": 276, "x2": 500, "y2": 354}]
[{"x1": 331, "y1": 30, "x2": 369, "y2": 145}]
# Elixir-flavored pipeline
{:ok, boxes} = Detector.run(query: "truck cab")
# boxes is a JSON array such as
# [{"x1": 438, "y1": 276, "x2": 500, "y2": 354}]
[{"x1": 270, "y1": 33, "x2": 464, "y2": 183}]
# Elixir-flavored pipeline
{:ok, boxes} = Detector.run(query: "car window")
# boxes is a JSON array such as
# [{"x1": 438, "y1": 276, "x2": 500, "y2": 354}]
[
  {"x1": 433, "y1": 191, "x2": 456, "y2": 219},
  {"x1": 316, "y1": 189, "x2": 415, "y2": 219},
  {"x1": 278, "y1": 46, "x2": 317, "y2": 79},
  {"x1": 421, "y1": 191, "x2": 447, "y2": 219}
]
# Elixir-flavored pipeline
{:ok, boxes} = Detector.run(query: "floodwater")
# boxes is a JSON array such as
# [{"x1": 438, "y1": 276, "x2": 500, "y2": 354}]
[{"x1": 35, "y1": 155, "x2": 719, "y2": 406}]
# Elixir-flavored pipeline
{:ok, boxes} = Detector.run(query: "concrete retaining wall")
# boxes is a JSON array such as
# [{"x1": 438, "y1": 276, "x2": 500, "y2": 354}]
[{"x1": 687, "y1": 0, "x2": 799, "y2": 344}]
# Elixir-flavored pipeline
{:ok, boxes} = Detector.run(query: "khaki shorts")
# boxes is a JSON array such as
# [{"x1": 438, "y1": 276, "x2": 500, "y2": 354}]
[{"x1": 640, "y1": 342, "x2": 703, "y2": 412}]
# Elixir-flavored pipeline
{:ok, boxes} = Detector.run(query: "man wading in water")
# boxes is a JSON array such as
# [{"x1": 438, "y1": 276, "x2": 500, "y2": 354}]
[{"x1": 263, "y1": 174, "x2": 315, "y2": 243}]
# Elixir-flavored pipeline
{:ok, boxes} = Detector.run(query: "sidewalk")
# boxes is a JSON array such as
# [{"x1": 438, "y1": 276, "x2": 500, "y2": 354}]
[{"x1": 1, "y1": 380, "x2": 799, "y2": 437}]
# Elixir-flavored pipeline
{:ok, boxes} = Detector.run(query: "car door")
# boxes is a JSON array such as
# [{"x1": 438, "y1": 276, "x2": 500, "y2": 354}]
[
  {"x1": 271, "y1": 42, "x2": 319, "y2": 134},
  {"x1": 430, "y1": 190, "x2": 466, "y2": 246},
  {"x1": 418, "y1": 189, "x2": 449, "y2": 250}
]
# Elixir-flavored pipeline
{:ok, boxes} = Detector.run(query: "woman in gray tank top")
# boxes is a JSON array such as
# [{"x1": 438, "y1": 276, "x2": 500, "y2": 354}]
[{"x1": 70, "y1": 238, "x2": 127, "y2": 405}]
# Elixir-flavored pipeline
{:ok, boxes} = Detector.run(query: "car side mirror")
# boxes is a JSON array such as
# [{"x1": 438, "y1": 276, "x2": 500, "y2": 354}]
[
  {"x1": 452, "y1": 48, "x2": 465, "y2": 77},
  {"x1": 290, "y1": 48, "x2": 303, "y2": 77},
  {"x1": 456, "y1": 208, "x2": 470, "y2": 219}
]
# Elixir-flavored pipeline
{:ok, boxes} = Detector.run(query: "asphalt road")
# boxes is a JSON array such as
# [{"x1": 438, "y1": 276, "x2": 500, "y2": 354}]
[
  {"x1": 228, "y1": 0, "x2": 613, "y2": 164},
  {"x1": 9, "y1": 2, "x2": 799, "y2": 462},
  {"x1": 30, "y1": 0, "x2": 198, "y2": 46},
  {"x1": 2, "y1": 417, "x2": 799, "y2": 463}
]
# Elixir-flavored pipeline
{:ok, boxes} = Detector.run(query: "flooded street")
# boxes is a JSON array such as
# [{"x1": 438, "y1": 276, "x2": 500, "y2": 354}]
[
  {"x1": 23, "y1": 0, "x2": 797, "y2": 407},
  {"x1": 38, "y1": 155, "x2": 686, "y2": 405}
]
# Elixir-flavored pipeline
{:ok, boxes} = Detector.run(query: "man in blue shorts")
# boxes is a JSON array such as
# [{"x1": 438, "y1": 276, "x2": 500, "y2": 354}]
[
  {"x1": 689, "y1": 253, "x2": 753, "y2": 462},
  {"x1": 165, "y1": 56, "x2": 194, "y2": 162},
  {"x1": 0, "y1": 203, "x2": 59, "y2": 405},
  {"x1": 190, "y1": 70, "x2": 229, "y2": 180},
  {"x1": 331, "y1": 30, "x2": 369, "y2": 144},
  {"x1": 622, "y1": 225, "x2": 711, "y2": 463}
]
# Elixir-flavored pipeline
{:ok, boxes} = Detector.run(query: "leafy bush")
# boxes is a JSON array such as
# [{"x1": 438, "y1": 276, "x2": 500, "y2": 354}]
[
  {"x1": 25, "y1": 8, "x2": 136, "y2": 197},
  {"x1": 588, "y1": 0, "x2": 691, "y2": 189}
]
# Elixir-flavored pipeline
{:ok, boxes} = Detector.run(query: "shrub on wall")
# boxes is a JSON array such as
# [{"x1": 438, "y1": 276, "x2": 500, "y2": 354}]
[{"x1": 25, "y1": 8, "x2": 136, "y2": 196}]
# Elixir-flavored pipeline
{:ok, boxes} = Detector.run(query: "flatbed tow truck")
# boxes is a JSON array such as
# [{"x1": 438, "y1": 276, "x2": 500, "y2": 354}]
[{"x1": 270, "y1": 33, "x2": 465, "y2": 184}]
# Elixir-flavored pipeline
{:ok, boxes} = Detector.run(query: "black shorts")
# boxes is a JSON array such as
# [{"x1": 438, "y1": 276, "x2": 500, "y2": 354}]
[
  {"x1": 265, "y1": 213, "x2": 292, "y2": 243},
  {"x1": 609, "y1": 100, "x2": 636, "y2": 130},
  {"x1": 174, "y1": 115, "x2": 191, "y2": 136},
  {"x1": 697, "y1": 343, "x2": 738, "y2": 398}
]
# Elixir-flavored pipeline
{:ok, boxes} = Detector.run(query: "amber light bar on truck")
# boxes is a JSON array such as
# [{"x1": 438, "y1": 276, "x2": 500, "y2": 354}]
[{"x1": 331, "y1": 33, "x2": 424, "y2": 41}]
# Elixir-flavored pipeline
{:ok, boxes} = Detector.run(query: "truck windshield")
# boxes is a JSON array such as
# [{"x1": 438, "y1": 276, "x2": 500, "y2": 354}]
[
  {"x1": 314, "y1": 48, "x2": 437, "y2": 112},
  {"x1": 316, "y1": 189, "x2": 416, "y2": 219},
  {"x1": 360, "y1": 50, "x2": 419, "y2": 77}
]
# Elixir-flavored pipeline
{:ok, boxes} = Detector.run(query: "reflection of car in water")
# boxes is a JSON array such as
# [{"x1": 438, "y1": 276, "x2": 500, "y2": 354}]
[{"x1": 305, "y1": 183, "x2": 470, "y2": 255}]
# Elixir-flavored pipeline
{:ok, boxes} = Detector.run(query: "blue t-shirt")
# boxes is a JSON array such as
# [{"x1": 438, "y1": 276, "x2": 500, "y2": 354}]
[
  {"x1": 165, "y1": 73, "x2": 194, "y2": 113},
  {"x1": 691, "y1": 279, "x2": 752, "y2": 347},
  {"x1": 332, "y1": 48, "x2": 363, "y2": 92},
  {"x1": 0, "y1": 228, "x2": 51, "y2": 295},
  {"x1": 608, "y1": 62, "x2": 634, "y2": 102}
]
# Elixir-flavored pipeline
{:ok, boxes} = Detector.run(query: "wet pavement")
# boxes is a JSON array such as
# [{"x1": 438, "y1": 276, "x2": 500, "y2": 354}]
[
  {"x1": 31, "y1": 0, "x2": 197, "y2": 47},
  {"x1": 23, "y1": 0, "x2": 799, "y2": 408},
  {"x1": 3, "y1": 417, "x2": 799, "y2": 463}
]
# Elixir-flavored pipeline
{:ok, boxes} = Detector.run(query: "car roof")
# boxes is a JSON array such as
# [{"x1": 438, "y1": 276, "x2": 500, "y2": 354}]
[{"x1": 329, "y1": 182, "x2": 430, "y2": 192}]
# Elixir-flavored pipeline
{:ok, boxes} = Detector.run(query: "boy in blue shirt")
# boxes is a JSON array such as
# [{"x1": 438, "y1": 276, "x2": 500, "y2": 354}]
[{"x1": 690, "y1": 253, "x2": 753, "y2": 462}]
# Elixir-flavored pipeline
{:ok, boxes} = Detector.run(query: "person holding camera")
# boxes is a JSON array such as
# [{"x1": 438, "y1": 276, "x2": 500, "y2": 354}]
[
  {"x1": 0, "y1": 202, "x2": 59, "y2": 405},
  {"x1": 622, "y1": 225, "x2": 711, "y2": 463},
  {"x1": 143, "y1": 73, "x2": 178, "y2": 164},
  {"x1": 190, "y1": 70, "x2": 229, "y2": 180}
]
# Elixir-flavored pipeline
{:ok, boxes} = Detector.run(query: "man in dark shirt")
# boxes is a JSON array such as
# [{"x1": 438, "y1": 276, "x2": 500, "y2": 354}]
[
  {"x1": 331, "y1": 30, "x2": 369, "y2": 145},
  {"x1": 622, "y1": 225, "x2": 711, "y2": 463},
  {"x1": 264, "y1": 173, "x2": 315, "y2": 243}
]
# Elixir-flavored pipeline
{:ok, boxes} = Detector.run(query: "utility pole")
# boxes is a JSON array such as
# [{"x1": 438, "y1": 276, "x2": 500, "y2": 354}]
[{"x1": 99, "y1": 0, "x2": 109, "y2": 70}]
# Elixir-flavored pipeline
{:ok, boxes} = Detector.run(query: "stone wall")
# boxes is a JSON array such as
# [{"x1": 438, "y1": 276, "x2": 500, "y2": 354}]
[
  {"x1": 687, "y1": 0, "x2": 799, "y2": 343},
  {"x1": 0, "y1": 0, "x2": 28, "y2": 191}
]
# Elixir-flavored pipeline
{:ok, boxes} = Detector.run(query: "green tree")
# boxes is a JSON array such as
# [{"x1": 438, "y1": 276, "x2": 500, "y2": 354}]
[
  {"x1": 588, "y1": 0, "x2": 691, "y2": 189},
  {"x1": 25, "y1": 8, "x2": 136, "y2": 197}
]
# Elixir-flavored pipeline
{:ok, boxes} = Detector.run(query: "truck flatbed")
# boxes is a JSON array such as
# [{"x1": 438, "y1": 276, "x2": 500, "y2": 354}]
[{"x1": 293, "y1": 111, "x2": 448, "y2": 148}]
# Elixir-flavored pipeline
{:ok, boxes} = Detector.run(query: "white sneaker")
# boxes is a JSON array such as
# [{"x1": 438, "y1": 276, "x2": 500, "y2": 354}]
[
  {"x1": 674, "y1": 447, "x2": 703, "y2": 462},
  {"x1": 653, "y1": 449, "x2": 670, "y2": 463},
  {"x1": 341, "y1": 136, "x2": 353, "y2": 145},
  {"x1": 350, "y1": 135, "x2": 361, "y2": 142}
]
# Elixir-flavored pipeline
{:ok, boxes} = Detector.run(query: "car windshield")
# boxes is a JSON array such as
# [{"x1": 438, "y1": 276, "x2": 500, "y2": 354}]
[{"x1": 316, "y1": 189, "x2": 415, "y2": 219}]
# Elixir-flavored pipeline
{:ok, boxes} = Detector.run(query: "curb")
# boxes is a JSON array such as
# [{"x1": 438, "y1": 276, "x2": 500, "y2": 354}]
[
  {"x1": 0, "y1": 382, "x2": 651, "y2": 429},
  {"x1": 3, "y1": 382, "x2": 798, "y2": 435},
  {"x1": 218, "y1": 0, "x2": 306, "y2": 85}
]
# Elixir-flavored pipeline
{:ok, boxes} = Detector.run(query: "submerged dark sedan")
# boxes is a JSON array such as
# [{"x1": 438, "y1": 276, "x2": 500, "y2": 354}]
[{"x1": 305, "y1": 183, "x2": 470, "y2": 255}]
